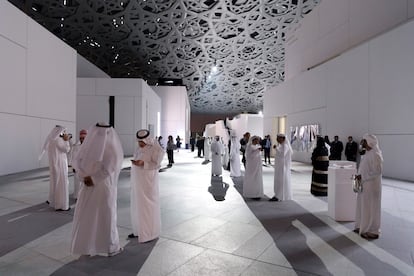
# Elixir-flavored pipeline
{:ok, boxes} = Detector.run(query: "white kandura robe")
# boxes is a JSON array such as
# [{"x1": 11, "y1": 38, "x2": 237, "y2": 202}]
[
  {"x1": 210, "y1": 140, "x2": 224, "y2": 176},
  {"x1": 222, "y1": 142, "x2": 229, "y2": 168},
  {"x1": 204, "y1": 137, "x2": 211, "y2": 161},
  {"x1": 243, "y1": 142, "x2": 263, "y2": 198},
  {"x1": 70, "y1": 142, "x2": 82, "y2": 199},
  {"x1": 130, "y1": 142, "x2": 165, "y2": 243},
  {"x1": 355, "y1": 148, "x2": 383, "y2": 235},
  {"x1": 71, "y1": 126, "x2": 123, "y2": 255},
  {"x1": 47, "y1": 138, "x2": 70, "y2": 210},
  {"x1": 230, "y1": 137, "x2": 241, "y2": 177},
  {"x1": 273, "y1": 141, "x2": 293, "y2": 201}
]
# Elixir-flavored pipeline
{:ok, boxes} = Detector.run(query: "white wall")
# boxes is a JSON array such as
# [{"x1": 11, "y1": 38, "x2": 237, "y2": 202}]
[
  {"x1": 0, "y1": 0, "x2": 76, "y2": 175},
  {"x1": 265, "y1": 19, "x2": 414, "y2": 182},
  {"x1": 204, "y1": 124, "x2": 216, "y2": 137},
  {"x1": 286, "y1": 0, "x2": 414, "y2": 79},
  {"x1": 152, "y1": 86, "x2": 190, "y2": 148},
  {"x1": 215, "y1": 120, "x2": 229, "y2": 145},
  {"x1": 227, "y1": 114, "x2": 264, "y2": 142},
  {"x1": 77, "y1": 78, "x2": 161, "y2": 156},
  {"x1": 227, "y1": 115, "x2": 246, "y2": 140},
  {"x1": 77, "y1": 54, "x2": 110, "y2": 78}
]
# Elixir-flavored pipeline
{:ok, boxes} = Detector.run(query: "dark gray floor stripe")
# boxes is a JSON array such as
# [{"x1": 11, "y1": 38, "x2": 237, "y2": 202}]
[{"x1": 0, "y1": 201, "x2": 74, "y2": 257}]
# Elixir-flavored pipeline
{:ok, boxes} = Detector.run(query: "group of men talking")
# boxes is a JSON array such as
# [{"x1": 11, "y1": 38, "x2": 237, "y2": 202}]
[{"x1": 41, "y1": 123, "x2": 164, "y2": 257}]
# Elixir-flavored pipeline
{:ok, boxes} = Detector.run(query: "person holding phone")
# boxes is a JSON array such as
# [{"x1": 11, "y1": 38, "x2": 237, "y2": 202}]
[
  {"x1": 129, "y1": 129, "x2": 165, "y2": 243},
  {"x1": 39, "y1": 125, "x2": 71, "y2": 211}
]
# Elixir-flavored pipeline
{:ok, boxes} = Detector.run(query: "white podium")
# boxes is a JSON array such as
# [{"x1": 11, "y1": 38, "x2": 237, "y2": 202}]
[{"x1": 328, "y1": 161, "x2": 357, "y2": 221}]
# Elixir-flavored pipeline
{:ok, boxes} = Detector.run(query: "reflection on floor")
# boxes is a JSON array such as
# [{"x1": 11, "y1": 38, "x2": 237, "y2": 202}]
[{"x1": 0, "y1": 150, "x2": 414, "y2": 275}]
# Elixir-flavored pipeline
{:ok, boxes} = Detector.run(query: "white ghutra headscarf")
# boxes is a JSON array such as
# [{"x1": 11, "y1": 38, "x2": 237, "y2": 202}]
[
  {"x1": 363, "y1": 133, "x2": 383, "y2": 161},
  {"x1": 39, "y1": 125, "x2": 66, "y2": 160},
  {"x1": 73, "y1": 123, "x2": 124, "y2": 179},
  {"x1": 277, "y1": 133, "x2": 293, "y2": 156}
]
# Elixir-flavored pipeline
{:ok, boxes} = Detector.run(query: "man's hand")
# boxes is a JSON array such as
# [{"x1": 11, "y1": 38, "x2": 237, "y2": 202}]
[
  {"x1": 131, "y1": 160, "x2": 144, "y2": 166},
  {"x1": 84, "y1": 176, "x2": 94, "y2": 186}
]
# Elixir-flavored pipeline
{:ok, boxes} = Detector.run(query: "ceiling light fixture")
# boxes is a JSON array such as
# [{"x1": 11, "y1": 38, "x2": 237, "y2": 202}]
[{"x1": 211, "y1": 65, "x2": 218, "y2": 74}]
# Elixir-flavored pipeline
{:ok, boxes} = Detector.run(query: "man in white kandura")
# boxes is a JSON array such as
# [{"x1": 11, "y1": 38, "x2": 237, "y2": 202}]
[
  {"x1": 229, "y1": 131, "x2": 241, "y2": 177},
  {"x1": 243, "y1": 136, "x2": 264, "y2": 200},
  {"x1": 204, "y1": 136, "x2": 212, "y2": 162},
  {"x1": 270, "y1": 134, "x2": 293, "y2": 202},
  {"x1": 39, "y1": 125, "x2": 71, "y2": 211},
  {"x1": 129, "y1": 129, "x2": 165, "y2": 243},
  {"x1": 221, "y1": 137, "x2": 230, "y2": 170},
  {"x1": 210, "y1": 135, "x2": 224, "y2": 176},
  {"x1": 354, "y1": 134, "x2": 383, "y2": 240},
  {"x1": 70, "y1": 129, "x2": 87, "y2": 200},
  {"x1": 71, "y1": 123, "x2": 124, "y2": 257}
]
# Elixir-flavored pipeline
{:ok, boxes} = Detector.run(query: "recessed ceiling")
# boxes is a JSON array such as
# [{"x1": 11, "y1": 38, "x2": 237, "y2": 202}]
[{"x1": 9, "y1": 0, "x2": 320, "y2": 114}]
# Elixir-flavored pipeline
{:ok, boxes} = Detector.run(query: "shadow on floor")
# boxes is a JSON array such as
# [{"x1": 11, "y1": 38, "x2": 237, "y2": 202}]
[
  {"x1": 50, "y1": 238, "x2": 158, "y2": 276},
  {"x1": 0, "y1": 201, "x2": 75, "y2": 257},
  {"x1": 231, "y1": 177, "x2": 406, "y2": 275}
]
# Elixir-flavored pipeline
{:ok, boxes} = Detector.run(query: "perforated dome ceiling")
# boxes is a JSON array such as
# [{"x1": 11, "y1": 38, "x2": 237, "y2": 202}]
[{"x1": 9, "y1": 0, "x2": 320, "y2": 114}]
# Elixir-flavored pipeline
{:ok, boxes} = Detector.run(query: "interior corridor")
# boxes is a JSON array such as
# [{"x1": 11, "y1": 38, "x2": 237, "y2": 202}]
[{"x1": 1, "y1": 149, "x2": 414, "y2": 275}]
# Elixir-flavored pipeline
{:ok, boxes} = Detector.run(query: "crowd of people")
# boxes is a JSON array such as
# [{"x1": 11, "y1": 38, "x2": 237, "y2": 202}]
[
  {"x1": 196, "y1": 132, "x2": 383, "y2": 240},
  {"x1": 39, "y1": 124, "x2": 383, "y2": 257}
]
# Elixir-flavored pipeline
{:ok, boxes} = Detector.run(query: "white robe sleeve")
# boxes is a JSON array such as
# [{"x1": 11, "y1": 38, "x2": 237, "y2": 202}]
[
  {"x1": 361, "y1": 152, "x2": 383, "y2": 183},
  {"x1": 143, "y1": 145, "x2": 165, "y2": 170}
]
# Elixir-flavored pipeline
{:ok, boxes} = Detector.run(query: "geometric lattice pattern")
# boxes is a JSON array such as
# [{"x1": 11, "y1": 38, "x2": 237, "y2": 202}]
[{"x1": 9, "y1": 0, "x2": 320, "y2": 114}]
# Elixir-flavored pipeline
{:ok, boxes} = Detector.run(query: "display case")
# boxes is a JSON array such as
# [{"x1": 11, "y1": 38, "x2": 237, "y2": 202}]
[{"x1": 328, "y1": 161, "x2": 357, "y2": 221}]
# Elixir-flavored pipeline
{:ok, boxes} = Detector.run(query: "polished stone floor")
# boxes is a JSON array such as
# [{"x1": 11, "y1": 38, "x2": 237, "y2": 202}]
[{"x1": 1, "y1": 149, "x2": 414, "y2": 275}]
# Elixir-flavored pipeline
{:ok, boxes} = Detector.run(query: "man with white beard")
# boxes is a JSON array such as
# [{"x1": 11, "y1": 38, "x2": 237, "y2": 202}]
[
  {"x1": 71, "y1": 122, "x2": 124, "y2": 257},
  {"x1": 129, "y1": 129, "x2": 165, "y2": 243},
  {"x1": 354, "y1": 134, "x2": 383, "y2": 240},
  {"x1": 229, "y1": 132, "x2": 241, "y2": 177},
  {"x1": 269, "y1": 134, "x2": 293, "y2": 202},
  {"x1": 39, "y1": 125, "x2": 70, "y2": 211},
  {"x1": 210, "y1": 136, "x2": 224, "y2": 176}
]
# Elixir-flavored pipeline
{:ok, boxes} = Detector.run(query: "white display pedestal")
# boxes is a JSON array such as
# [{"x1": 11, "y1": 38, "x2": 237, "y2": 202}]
[{"x1": 328, "y1": 161, "x2": 357, "y2": 221}]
